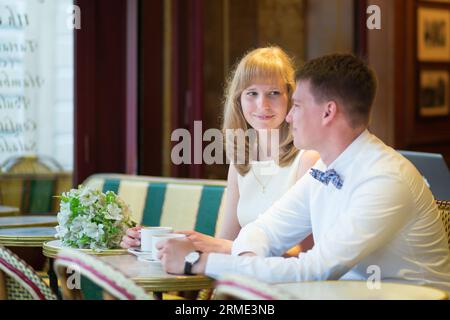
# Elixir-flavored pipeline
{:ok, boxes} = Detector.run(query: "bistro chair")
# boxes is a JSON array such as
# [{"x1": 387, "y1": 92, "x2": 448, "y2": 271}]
[
  {"x1": 213, "y1": 274, "x2": 295, "y2": 300},
  {"x1": 54, "y1": 248, "x2": 152, "y2": 300},
  {"x1": 0, "y1": 155, "x2": 72, "y2": 214},
  {"x1": 0, "y1": 155, "x2": 63, "y2": 173},
  {"x1": 436, "y1": 200, "x2": 450, "y2": 248},
  {"x1": 0, "y1": 246, "x2": 57, "y2": 300}
]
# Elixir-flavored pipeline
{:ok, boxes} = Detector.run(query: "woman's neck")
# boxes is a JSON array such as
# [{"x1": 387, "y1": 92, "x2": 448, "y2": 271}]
[{"x1": 253, "y1": 129, "x2": 278, "y2": 161}]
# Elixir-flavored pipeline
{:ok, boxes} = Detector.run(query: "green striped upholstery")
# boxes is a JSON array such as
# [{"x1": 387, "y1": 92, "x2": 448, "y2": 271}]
[
  {"x1": 84, "y1": 174, "x2": 227, "y2": 236},
  {"x1": 0, "y1": 173, "x2": 72, "y2": 214}
]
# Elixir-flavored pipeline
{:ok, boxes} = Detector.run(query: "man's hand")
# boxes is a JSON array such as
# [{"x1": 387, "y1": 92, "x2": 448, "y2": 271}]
[
  {"x1": 120, "y1": 226, "x2": 142, "y2": 248},
  {"x1": 156, "y1": 237, "x2": 207, "y2": 275}
]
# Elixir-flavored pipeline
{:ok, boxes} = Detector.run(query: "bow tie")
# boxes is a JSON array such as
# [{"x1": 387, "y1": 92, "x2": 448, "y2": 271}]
[{"x1": 310, "y1": 168, "x2": 343, "y2": 189}]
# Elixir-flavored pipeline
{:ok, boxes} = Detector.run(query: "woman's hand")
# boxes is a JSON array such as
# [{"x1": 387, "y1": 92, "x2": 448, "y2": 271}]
[
  {"x1": 120, "y1": 226, "x2": 143, "y2": 248},
  {"x1": 176, "y1": 230, "x2": 233, "y2": 254}
]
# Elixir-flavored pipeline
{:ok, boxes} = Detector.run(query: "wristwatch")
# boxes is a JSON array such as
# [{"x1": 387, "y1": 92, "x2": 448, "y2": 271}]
[{"x1": 184, "y1": 251, "x2": 202, "y2": 275}]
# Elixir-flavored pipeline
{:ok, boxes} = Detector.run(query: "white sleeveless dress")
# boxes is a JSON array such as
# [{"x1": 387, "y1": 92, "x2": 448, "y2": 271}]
[{"x1": 237, "y1": 150, "x2": 305, "y2": 227}]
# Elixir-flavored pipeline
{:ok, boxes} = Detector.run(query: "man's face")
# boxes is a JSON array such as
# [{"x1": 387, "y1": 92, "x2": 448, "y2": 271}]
[{"x1": 286, "y1": 80, "x2": 324, "y2": 150}]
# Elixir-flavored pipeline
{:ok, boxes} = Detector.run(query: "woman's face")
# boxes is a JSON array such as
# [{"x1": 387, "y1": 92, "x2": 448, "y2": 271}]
[{"x1": 240, "y1": 78, "x2": 288, "y2": 130}]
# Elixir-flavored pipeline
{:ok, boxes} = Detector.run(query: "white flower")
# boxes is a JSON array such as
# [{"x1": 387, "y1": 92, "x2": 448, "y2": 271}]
[
  {"x1": 83, "y1": 221, "x2": 102, "y2": 239},
  {"x1": 79, "y1": 187, "x2": 98, "y2": 206},
  {"x1": 105, "y1": 203, "x2": 123, "y2": 221},
  {"x1": 57, "y1": 208, "x2": 70, "y2": 226},
  {"x1": 70, "y1": 215, "x2": 87, "y2": 234},
  {"x1": 55, "y1": 225, "x2": 68, "y2": 238}
]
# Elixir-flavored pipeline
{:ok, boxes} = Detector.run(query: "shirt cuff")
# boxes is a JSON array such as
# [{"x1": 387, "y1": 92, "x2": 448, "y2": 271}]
[{"x1": 231, "y1": 241, "x2": 266, "y2": 256}]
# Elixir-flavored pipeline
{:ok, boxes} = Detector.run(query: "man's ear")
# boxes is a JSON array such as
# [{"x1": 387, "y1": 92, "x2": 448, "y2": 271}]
[{"x1": 322, "y1": 101, "x2": 337, "y2": 126}]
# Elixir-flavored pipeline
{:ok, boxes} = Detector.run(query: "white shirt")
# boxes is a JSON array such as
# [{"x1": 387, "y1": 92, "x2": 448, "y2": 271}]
[
  {"x1": 205, "y1": 130, "x2": 450, "y2": 293},
  {"x1": 237, "y1": 150, "x2": 303, "y2": 227}
]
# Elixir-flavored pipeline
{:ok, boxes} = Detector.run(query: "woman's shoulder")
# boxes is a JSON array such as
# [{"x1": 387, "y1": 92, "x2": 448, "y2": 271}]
[
  {"x1": 300, "y1": 149, "x2": 320, "y2": 164},
  {"x1": 296, "y1": 149, "x2": 321, "y2": 180}
]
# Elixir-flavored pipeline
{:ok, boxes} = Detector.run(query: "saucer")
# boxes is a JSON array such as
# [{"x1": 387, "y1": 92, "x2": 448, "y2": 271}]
[
  {"x1": 138, "y1": 255, "x2": 161, "y2": 264},
  {"x1": 128, "y1": 247, "x2": 152, "y2": 256}
]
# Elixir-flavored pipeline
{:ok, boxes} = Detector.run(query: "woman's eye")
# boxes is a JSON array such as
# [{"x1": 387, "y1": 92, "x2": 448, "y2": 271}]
[
  {"x1": 246, "y1": 91, "x2": 257, "y2": 96},
  {"x1": 269, "y1": 91, "x2": 281, "y2": 96}
]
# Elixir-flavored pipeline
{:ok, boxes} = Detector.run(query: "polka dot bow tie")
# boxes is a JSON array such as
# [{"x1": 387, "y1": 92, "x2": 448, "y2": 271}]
[{"x1": 309, "y1": 168, "x2": 343, "y2": 189}]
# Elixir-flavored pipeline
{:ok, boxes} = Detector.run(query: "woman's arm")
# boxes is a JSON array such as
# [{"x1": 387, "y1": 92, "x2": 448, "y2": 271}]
[
  {"x1": 284, "y1": 150, "x2": 320, "y2": 257},
  {"x1": 217, "y1": 163, "x2": 241, "y2": 240},
  {"x1": 296, "y1": 150, "x2": 320, "y2": 181}
]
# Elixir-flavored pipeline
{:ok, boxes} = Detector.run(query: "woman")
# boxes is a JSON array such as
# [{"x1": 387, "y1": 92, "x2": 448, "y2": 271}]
[{"x1": 120, "y1": 47, "x2": 319, "y2": 254}]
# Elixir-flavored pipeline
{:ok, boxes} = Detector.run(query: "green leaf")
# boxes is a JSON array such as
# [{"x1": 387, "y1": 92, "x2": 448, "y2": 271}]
[
  {"x1": 70, "y1": 197, "x2": 80, "y2": 213},
  {"x1": 79, "y1": 234, "x2": 91, "y2": 245}
]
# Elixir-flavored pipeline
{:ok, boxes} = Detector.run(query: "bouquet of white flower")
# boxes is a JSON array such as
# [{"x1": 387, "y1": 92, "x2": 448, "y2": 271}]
[{"x1": 55, "y1": 185, "x2": 135, "y2": 251}]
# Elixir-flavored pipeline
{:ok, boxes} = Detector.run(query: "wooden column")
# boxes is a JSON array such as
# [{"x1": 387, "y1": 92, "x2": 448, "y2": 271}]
[{"x1": 74, "y1": 0, "x2": 138, "y2": 184}]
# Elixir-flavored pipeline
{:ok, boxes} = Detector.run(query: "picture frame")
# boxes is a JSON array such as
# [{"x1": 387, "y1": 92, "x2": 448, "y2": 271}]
[
  {"x1": 419, "y1": 69, "x2": 450, "y2": 117},
  {"x1": 417, "y1": 7, "x2": 450, "y2": 61}
]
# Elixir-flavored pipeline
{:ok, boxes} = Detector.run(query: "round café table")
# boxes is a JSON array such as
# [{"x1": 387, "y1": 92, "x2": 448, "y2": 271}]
[
  {"x1": 0, "y1": 205, "x2": 20, "y2": 217},
  {"x1": 0, "y1": 227, "x2": 56, "y2": 247},
  {"x1": 0, "y1": 215, "x2": 57, "y2": 229},
  {"x1": 273, "y1": 280, "x2": 449, "y2": 300},
  {"x1": 42, "y1": 240, "x2": 127, "y2": 258},
  {"x1": 0, "y1": 227, "x2": 57, "y2": 289}
]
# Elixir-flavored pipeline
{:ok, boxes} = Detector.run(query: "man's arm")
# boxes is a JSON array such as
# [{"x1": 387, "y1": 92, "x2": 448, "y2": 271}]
[
  {"x1": 231, "y1": 176, "x2": 313, "y2": 257},
  {"x1": 203, "y1": 175, "x2": 413, "y2": 282}
]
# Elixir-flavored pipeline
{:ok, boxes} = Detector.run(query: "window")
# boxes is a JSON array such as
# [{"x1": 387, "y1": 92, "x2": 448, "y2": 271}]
[{"x1": 0, "y1": 0, "x2": 74, "y2": 171}]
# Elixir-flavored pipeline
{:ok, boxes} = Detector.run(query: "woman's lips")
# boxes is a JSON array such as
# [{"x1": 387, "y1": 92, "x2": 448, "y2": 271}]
[{"x1": 254, "y1": 114, "x2": 275, "y2": 120}]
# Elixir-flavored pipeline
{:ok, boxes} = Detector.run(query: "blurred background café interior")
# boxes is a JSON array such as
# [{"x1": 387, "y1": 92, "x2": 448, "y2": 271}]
[{"x1": 1, "y1": 0, "x2": 450, "y2": 202}]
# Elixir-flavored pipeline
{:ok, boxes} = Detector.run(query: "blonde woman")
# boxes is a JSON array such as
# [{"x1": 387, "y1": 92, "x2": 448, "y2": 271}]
[{"x1": 121, "y1": 47, "x2": 319, "y2": 254}]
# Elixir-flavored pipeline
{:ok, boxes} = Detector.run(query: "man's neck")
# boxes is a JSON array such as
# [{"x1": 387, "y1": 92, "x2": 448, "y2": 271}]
[{"x1": 320, "y1": 127, "x2": 366, "y2": 166}]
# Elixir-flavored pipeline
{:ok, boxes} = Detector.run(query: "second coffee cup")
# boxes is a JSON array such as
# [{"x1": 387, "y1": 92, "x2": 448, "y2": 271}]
[{"x1": 140, "y1": 226, "x2": 173, "y2": 252}]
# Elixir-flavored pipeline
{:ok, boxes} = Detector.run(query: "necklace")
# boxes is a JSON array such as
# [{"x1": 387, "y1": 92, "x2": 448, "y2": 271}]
[{"x1": 251, "y1": 162, "x2": 274, "y2": 193}]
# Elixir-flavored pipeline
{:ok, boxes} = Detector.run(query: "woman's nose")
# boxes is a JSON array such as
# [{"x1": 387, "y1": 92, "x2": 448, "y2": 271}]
[{"x1": 257, "y1": 96, "x2": 270, "y2": 110}]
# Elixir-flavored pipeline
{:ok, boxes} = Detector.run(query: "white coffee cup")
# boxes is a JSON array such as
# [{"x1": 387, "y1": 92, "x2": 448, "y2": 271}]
[
  {"x1": 140, "y1": 226, "x2": 173, "y2": 252},
  {"x1": 151, "y1": 233, "x2": 186, "y2": 261}
]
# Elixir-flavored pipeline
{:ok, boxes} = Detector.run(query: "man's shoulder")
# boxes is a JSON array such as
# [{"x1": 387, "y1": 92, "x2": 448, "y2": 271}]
[{"x1": 352, "y1": 135, "x2": 421, "y2": 183}]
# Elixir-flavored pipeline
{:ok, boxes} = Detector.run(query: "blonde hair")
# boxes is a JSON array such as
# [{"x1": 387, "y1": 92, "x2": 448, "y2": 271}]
[{"x1": 222, "y1": 46, "x2": 298, "y2": 176}]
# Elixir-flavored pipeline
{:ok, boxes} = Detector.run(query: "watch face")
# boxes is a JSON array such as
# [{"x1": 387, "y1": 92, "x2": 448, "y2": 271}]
[{"x1": 185, "y1": 251, "x2": 200, "y2": 264}]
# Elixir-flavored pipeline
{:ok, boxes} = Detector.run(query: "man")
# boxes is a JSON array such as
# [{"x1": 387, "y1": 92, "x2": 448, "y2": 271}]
[{"x1": 157, "y1": 54, "x2": 450, "y2": 292}]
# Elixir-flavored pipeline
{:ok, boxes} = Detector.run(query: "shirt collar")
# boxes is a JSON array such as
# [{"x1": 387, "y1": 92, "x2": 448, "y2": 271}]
[{"x1": 325, "y1": 129, "x2": 371, "y2": 173}]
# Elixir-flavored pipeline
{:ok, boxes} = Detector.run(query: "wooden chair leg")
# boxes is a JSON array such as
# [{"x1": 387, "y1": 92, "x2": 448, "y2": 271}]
[
  {"x1": 56, "y1": 266, "x2": 82, "y2": 300},
  {"x1": 103, "y1": 292, "x2": 117, "y2": 300},
  {"x1": 0, "y1": 270, "x2": 7, "y2": 300}
]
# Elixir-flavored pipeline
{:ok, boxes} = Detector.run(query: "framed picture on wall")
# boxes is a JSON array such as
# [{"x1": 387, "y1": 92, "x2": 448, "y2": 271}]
[
  {"x1": 417, "y1": 7, "x2": 450, "y2": 61},
  {"x1": 420, "y1": 0, "x2": 450, "y2": 3},
  {"x1": 419, "y1": 69, "x2": 450, "y2": 117}
]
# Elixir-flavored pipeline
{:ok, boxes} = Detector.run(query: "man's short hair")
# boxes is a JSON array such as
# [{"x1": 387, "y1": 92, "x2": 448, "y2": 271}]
[{"x1": 296, "y1": 54, "x2": 377, "y2": 128}]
